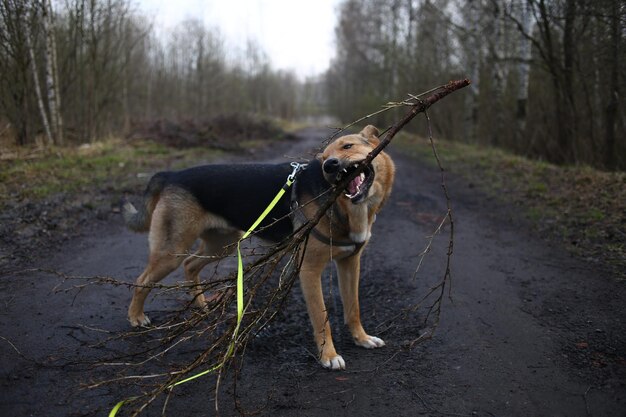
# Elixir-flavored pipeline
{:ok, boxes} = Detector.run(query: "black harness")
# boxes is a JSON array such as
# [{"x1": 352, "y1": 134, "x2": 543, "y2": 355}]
[{"x1": 290, "y1": 166, "x2": 366, "y2": 257}]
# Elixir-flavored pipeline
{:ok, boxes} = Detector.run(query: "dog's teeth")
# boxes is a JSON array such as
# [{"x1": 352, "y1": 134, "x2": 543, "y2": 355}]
[
  {"x1": 342, "y1": 168, "x2": 348, "y2": 173},
  {"x1": 360, "y1": 173, "x2": 365, "y2": 181},
  {"x1": 353, "y1": 163, "x2": 358, "y2": 168},
  {"x1": 356, "y1": 185, "x2": 361, "y2": 193}
]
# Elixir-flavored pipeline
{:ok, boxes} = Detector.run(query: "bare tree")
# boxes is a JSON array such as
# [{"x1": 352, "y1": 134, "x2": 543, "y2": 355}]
[
  {"x1": 489, "y1": 1, "x2": 505, "y2": 146},
  {"x1": 24, "y1": 2, "x2": 52, "y2": 146},
  {"x1": 603, "y1": 0, "x2": 621, "y2": 169},
  {"x1": 515, "y1": 0, "x2": 531, "y2": 136},
  {"x1": 0, "y1": 0, "x2": 36, "y2": 145},
  {"x1": 463, "y1": 0, "x2": 480, "y2": 143},
  {"x1": 327, "y1": 0, "x2": 624, "y2": 169},
  {"x1": 42, "y1": 0, "x2": 62, "y2": 145}
]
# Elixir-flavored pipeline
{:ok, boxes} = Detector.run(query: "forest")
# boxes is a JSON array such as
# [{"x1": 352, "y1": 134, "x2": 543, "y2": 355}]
[{"x1": 0, "y1": 0, "x2": 624, "y2": 170}]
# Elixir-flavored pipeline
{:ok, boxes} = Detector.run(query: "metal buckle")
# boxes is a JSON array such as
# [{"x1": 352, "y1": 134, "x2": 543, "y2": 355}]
[{"x1": 288, "y1": 162, "x2": 307, "y2": 182}]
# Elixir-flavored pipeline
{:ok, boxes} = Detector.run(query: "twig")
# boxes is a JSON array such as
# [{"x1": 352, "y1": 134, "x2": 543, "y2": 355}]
[
  {"x1": 583, "y1": 385, "x2": 592, "y2": 417},
  {"x1": 405, "y1": 107, "x2": 456, "y2": 348},
  {"x1": 412, "y1": 213, "x2": 450, "y2": 279},
  {"x1": 0, "y1": 335, "x2": 31, "y2": 362}
]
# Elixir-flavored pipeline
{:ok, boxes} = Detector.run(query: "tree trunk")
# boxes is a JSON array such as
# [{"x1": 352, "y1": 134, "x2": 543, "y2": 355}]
[
  {"x1": 464, "y1": 0, "x2": 479, "y2": 143},
  {"x1": 561, "y1": 0, "x2": 577, "y2": 162},
  {"x1": 604, "y1": 0, "x2": 620, "y2": 170},
  {"x1": 25, "y1": 5, "x2": 53, "y2": 146},
  {"x1": 537, "y1": 0, "x2": 571, "y2": 163},
  {"x1": 88, "y1": 0, "x2": 97, "y2": 141},
  {"x1": 516, "y1": 1, "x2": 531, "y2": 135},
  {"x1": 491, "y1": 1, "x2": 504, "y2": 146},
  {"x1": 42, "y1": 0, "x2": 61, "y2": 145},
  {"x1": 122, "y1": 19, "x2": 131, "y2": 133},
  {"x1": 47, "y1": 0, "x2": 63, "y2": 145},
  {"x1": 196, "y1": 31, "x2": 204, "y2": 120}
]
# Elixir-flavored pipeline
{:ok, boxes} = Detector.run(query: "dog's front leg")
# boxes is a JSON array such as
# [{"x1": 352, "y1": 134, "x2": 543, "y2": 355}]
[
  {"x1": 299, "y1": 262, "x2": 345, "y2": 370},
  {"x1": 336, "y1": 254, "x2": 385, "y2": 349}
]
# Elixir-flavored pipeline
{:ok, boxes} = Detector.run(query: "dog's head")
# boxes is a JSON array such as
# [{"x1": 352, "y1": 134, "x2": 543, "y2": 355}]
[{"x1": 319, "y1": 125, "x2": 382, "y2": 204}]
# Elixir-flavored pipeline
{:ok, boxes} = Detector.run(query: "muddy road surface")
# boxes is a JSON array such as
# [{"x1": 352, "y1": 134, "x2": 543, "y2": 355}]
[{"x1": 1, "y1": 128, "x2": 625, "y2": 416}]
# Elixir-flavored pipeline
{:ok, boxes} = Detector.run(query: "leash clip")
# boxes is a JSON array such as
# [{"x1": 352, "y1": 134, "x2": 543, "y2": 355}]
[{"x1": 288, "y1": 162, "x2": 307, "y2": 183}]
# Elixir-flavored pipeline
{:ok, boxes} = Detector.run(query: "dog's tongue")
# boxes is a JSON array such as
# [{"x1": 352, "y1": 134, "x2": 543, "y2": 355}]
[{"x1": 347, "y1": 175, "x2": 363, "y2": 195}]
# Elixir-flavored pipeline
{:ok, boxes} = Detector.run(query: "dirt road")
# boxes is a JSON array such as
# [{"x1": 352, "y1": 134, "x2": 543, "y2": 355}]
[{"x1": 1, "y1": 128, "x2": 625, "y2": 416}]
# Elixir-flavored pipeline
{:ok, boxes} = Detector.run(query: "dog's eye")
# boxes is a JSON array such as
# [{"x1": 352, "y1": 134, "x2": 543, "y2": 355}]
[{"x1": 342, "y1": 143, "x2": 353, "y2": 150}]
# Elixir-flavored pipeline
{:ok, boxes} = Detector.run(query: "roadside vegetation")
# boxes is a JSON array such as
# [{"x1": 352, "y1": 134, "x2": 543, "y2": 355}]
[
  {"x1": 0, "y1": 115, "x2": 287, "y2": 207},
  {"x1": 397, "y1": 133, "x2": 626, "y2": 279},
  {"x1": 0, "y1": 138, "x2": 220, "y2": 270},
  {"x1": 0, "y1": 139, "x2": 217, "y2": 206},
  {"x1": 0, "y1": 116, "x2": 287, "y2": 270}
]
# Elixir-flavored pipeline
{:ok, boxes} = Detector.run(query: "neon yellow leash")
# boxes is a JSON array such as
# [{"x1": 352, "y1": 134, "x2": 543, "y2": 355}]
[{"x1": 110, "y1": 162, "x2": 305, "y2": 417}]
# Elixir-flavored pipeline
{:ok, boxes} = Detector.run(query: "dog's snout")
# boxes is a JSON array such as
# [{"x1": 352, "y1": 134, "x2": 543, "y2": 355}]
[{"x1": 323, "y1": 158, "x2": 340, "y2": 174}]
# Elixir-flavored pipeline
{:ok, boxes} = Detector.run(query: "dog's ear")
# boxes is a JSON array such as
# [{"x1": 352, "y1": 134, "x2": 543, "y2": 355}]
[{"x1": 359, "y1": 125, "x2": 380, "y2": 146}]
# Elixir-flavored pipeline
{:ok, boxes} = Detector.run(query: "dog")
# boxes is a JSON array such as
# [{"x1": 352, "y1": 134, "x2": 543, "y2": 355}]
[{"x1": 122, "y1": 125, "x2": 395, "y2": 369}]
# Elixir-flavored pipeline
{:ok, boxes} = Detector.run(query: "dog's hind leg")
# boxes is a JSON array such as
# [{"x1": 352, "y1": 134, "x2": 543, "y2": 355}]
[
  {"x1": 183, "y1": 229, "x2": 241, "y2": 308},
  {"x1": 128, "y1": 252, "x2": 185, "y2": 327},
  {"x1": 336, "y1": 254, "x2": 385, "y2": 349},
  {"x1": 128, "y1": 196, "x2": 204, "y2": 327}
]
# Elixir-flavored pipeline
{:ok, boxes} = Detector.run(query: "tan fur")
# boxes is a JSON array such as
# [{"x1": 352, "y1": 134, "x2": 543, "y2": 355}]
[
  {"x1": 126, "y1": 126, "x2": 395, "y2": 369},
  {"x1": 299, "y1": 125, "x2": 395, "y2": 367}
]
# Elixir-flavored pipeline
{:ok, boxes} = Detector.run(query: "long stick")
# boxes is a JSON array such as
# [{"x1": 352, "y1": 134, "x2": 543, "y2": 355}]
[{"x1": 302, "y1": 78, "x2": 471, "y2": 232}]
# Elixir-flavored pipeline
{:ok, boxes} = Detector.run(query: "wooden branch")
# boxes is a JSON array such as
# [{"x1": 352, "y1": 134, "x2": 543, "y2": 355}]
[
  {"x1": 374, "y1": 79, "x2": 471, "y2": 158},
  {"x1": 245, "y1": 79, "x2": 471, "y2": 276},
  {"x1": 303, "y1": 79, "x2": 471, "y2": 231}
]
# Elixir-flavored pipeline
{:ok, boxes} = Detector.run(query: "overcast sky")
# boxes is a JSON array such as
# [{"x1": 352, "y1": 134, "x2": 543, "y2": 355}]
[{"x1": 137, "y1": 0, "x2": 341, "y2": 78}]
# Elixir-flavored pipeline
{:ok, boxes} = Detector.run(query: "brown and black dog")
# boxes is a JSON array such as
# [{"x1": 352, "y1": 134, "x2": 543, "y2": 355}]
[{"x1": 122, "y1": 125, "x2": 395, "y2": 369}]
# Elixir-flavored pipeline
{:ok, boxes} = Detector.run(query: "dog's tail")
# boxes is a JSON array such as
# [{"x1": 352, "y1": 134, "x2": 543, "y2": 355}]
[{"x1": 122, "y1": 173, "x2": 168, "y2": 232}]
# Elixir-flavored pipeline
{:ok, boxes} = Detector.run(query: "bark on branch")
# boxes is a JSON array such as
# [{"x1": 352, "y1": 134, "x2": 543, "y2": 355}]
[{"x1": 302, "y1": 78, "x2": 471, "y2": 231}]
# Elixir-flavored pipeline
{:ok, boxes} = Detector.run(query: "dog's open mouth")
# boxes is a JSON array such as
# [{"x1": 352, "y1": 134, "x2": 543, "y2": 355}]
[{"x1": 337, "y1": 162, "x2": 375, "y2": 203}]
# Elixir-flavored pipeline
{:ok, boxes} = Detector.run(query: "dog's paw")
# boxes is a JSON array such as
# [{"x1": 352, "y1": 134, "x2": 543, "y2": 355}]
[
  {"x1": 192, "y1": 294, "x2": 208, "y2": 309},
  {"x1": 354, "y1": 335, "x2": 385, "y2": 349},
  {"x1": 320, "y1": 354, "x2": 346, "y2": 370},
  {"x1": 129, "y1": 314, "x2": 151, "y2": 327}
]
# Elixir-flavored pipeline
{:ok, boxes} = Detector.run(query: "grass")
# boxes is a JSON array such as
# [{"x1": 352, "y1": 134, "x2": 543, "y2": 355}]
[
  {"x1": 0, "y1": 138, "x2": 224, "y2": 207},
  {"x1": 396, "y1": 133, "x2": 626, "y2": 279}
]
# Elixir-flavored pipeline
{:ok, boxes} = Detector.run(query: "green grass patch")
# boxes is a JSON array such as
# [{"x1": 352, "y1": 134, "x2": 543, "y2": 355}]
[
  {"x1": 0, "y1": 139, "x2": 224, "y2": 207},
  {"x1": 527, "y1": 181, "x2": 548, "y2": 196},
  {"x1": 527, "y1": 207, "x2": 544, "y2": 222},
  {"x1": 586, "y1": 208, "x2": 606, "y2": 222},
  {"x1": 132, "y1": 142, "x2": 171, "y2": 156},
  {"x1": 396, "y1": 133, "x2": 626, "y2": 279}
]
